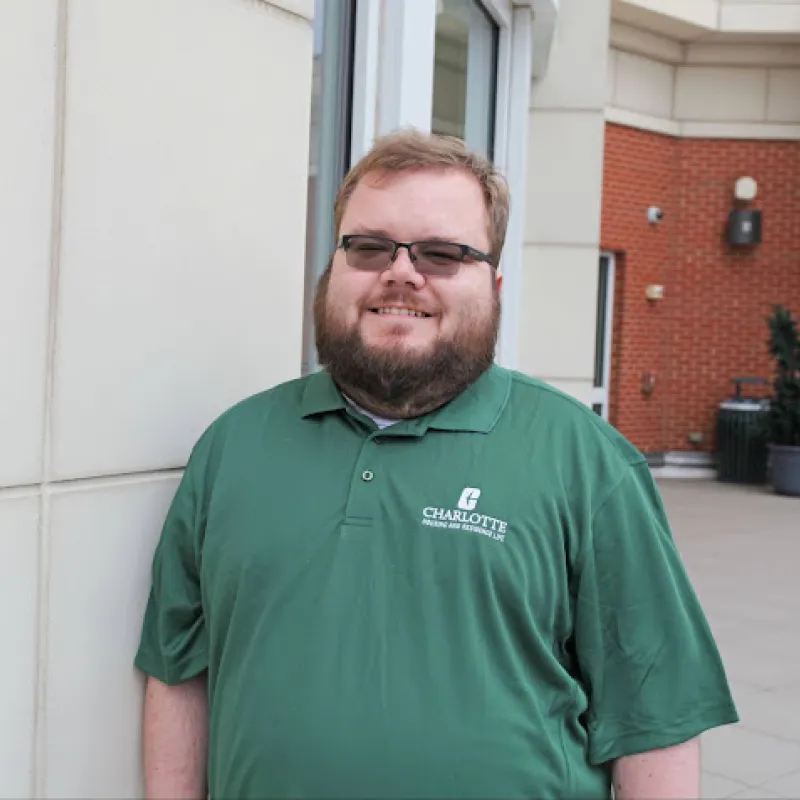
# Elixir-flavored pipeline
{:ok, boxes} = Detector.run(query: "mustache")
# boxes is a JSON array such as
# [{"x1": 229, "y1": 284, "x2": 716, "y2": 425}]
[{"x1": 364, "y1": 291, "x2": 437, "y2": 312}]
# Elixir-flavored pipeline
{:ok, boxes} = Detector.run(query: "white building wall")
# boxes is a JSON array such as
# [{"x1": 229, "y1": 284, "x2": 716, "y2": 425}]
[
  {"x1": 720, "y1": 0, "x2": 800, "y2": 33},
  {"x1": 606, "y1": 27, "x2": 800, "y2": 138},
  {"x1": 0, "y1": 1, "x2": 57, "y2": 490},
  {"x1": 615, "y1": 0, "x2": 800, "y2": 35},
  {"x1": 517, "y1": 0, "x2": 612, "y2": 405},
  {"x1": 0, "y1": 3, "x2": 59, "y2": 795},
  {"x1": 0, "y1": 0, "x2": 313, "y2": 796}
]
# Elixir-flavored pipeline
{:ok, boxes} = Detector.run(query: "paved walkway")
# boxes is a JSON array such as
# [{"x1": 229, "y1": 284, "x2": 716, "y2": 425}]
[{"x1": 658, "y1": 479, "x2": 800, "y2": 799}]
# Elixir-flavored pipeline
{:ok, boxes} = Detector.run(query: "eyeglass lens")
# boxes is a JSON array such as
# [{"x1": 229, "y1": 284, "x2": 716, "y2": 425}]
[{"x1": 344, "y1": 236, "x2": 465, "y2": 276}]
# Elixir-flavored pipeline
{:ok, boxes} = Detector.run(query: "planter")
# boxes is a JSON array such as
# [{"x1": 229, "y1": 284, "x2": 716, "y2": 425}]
[{"x1": 770, "y1": 444, "x2": 800, "y2": 497}]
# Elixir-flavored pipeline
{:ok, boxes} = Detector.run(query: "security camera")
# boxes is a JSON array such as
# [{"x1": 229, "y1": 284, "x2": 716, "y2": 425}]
[{"x1": 647, "y1": 206, "x2": 664, "y2": 224}]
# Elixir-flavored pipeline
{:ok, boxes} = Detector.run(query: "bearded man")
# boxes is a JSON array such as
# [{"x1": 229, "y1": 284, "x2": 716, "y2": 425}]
[{"x1": 136, "y1": 130, "x2": 737, "y2": 800}]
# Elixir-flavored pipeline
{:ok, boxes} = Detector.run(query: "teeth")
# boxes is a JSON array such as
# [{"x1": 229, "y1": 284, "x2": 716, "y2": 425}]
[{"x1": 375, "y1": 308, "x2": 427, "y2": 318}]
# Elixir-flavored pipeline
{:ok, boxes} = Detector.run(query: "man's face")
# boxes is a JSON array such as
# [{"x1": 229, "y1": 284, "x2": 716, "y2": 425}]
[
  {"x1": 326, "y1": 168, "x2": 499, "y2": 354},
  {"x1": 314, "y1": 167, "x2": 503, "y2": 418}
]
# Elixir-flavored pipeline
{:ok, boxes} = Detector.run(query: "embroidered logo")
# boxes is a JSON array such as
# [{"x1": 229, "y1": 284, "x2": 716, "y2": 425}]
[
  {"x1": 422, "y1": 488, "x2": 506, "y2": 543},
  {"x1": 457, "y1": 487, "x2": 481, "y2": 511}
]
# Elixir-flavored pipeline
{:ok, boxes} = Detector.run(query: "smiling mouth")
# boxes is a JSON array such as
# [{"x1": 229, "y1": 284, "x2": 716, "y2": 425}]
[{"x1": 369, "y1": 307, "x2": 432, "y2": 318}]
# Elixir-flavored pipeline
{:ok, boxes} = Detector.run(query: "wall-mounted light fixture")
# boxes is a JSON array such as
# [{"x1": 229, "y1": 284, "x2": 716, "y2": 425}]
[
  {"x1": 727, "y1": 176, "x2": 762, "y2": 247},
  {"x1": 642, "y1": 371, "x2": 657, "y2": 395},
  {"x1": 646, "y1": 284, "x2": 664, "y2": 302},
  {"x1": 735, "y1": 176, "x2": 758, "y2": 202}
]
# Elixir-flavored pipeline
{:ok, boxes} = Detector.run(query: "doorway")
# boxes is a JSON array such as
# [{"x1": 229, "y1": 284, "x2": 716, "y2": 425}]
[{"x1": 590, "y1": 252, "x2": 616, "y2": 421}]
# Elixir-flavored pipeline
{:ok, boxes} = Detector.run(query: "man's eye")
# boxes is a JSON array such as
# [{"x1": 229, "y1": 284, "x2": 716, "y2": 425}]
[
  {"x1": 353, "y1": 241, "x2": 390, "y2": 253},
  {"x1": 421, "y1": 248, "x2": 461, "y2": 262}
]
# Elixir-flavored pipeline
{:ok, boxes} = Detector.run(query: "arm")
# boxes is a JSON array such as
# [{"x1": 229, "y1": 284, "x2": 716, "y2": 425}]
[
  {"x1": 143, "y1": 674, "x2": 209, "y2": 800},
  {"x1": 613, "y1": 737, "x2": 700, "y2": 800}
]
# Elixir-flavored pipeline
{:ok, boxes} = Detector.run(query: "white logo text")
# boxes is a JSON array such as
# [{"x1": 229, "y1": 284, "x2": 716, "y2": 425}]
[{"x1": 422, "y1": 488, "x2": 507, "y2": 543}]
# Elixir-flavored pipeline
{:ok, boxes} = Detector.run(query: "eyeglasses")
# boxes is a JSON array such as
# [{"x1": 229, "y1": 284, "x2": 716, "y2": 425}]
[{"x1": 338, "y1": 234, "x2": 494, "y2": 277}]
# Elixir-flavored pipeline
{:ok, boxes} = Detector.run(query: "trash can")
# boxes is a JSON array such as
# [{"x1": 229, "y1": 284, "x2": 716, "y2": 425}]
[{"x1": 716, "y1": 377, "x2": 769, "y2": 484}]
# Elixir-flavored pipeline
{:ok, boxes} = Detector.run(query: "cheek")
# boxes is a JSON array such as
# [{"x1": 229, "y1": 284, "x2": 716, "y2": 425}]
[
  {"x1": 327, "y1": 274, "x2": 371, "y2": 317},
  {"x1": 438, "y1": 283, "x2": 491, "y2": 326}
]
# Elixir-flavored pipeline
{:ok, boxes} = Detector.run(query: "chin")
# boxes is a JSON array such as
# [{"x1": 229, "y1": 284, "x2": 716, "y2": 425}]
[
  {"x1": 371, "y1": 334, "x2": 433, "y2": 350},
  {"x1": 361, "y1": 325, "x2": 435, "y2": 351}
]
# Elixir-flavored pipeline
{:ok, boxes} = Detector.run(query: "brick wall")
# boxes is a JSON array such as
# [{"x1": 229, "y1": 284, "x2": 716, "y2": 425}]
[{"x1": 601, "y1": 123, "x2": 800, "y2": 454}]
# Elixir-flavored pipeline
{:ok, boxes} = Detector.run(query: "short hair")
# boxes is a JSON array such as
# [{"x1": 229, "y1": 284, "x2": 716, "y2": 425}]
[{"x1": 333, "y1": 129, "x2": 510, "y2": 266}]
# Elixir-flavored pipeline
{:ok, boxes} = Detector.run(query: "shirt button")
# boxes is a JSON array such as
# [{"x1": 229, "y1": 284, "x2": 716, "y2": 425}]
[{"x1": 362, "y1": 470, "x2": 374, "y2": 482}]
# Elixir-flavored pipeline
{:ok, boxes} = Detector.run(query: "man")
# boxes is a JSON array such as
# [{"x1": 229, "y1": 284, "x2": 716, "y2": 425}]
[{"x1": 136, "y1": 130, "x2": 737, "y2": 799}]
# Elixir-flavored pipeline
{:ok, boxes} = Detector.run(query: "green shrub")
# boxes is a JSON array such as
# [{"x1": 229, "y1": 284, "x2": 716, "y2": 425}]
[{"x1": 765, "y1": 305, "x2": 800, "y2": 447}]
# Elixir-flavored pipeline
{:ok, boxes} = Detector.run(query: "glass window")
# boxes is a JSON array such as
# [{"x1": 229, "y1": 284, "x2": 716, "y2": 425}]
[
  {"x1": 593, "y1": 255, "x2": 611, "y2": 389},
  {"x1": 303, "y1": 0, "x2": 356, "y2": 375},
  {"x1": 432, "y1": 0, "x2": 499, "y2": 158}
]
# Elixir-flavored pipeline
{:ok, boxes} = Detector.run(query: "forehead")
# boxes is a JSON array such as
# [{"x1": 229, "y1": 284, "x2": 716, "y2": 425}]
[{"x1": 341, "y1": 168, "x2": 490, "y2": 248}]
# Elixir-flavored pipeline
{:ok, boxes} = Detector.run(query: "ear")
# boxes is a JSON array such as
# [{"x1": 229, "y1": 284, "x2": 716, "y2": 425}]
[{"x1": 495, "y1": 272, "x2": 503, "y2": 295}]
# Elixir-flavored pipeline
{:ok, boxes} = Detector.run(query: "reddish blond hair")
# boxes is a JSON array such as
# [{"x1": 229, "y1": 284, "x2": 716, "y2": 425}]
[{"x1": 333, "y1": 129, "x2": 510, "y2": 266}]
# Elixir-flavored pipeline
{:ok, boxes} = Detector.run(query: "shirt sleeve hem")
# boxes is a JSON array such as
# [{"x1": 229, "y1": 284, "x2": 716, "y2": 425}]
[
  {"x1": 134, "y1": 649, "x2": 209, "y2": 685},
  {"x1": 589, "y1": 702, "x2": 740, "y2": 765}
]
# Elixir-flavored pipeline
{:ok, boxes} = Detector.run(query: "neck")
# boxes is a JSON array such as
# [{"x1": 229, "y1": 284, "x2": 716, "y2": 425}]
[{"x1": 334, "y1": 380, "x2": 458, "y2": 420}]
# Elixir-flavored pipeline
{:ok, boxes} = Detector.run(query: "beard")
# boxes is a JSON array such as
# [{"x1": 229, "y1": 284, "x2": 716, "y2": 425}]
[{"x1": 313, "y1": 269, "x2": 500, "y2": 419}]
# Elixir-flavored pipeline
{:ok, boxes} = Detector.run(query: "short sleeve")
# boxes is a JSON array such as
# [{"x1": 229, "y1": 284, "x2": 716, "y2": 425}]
[
  {"x1": 134, "y1": 437, "x2": 211, "y2": 685},
  {"x1": 575, "y1": 461, "x2": 738, "y2": 764}
]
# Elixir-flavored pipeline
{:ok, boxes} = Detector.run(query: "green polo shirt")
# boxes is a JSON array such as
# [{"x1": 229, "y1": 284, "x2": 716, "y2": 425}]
[{"x1": 135, "y1": 365, "x2": 737, "y2": 799}]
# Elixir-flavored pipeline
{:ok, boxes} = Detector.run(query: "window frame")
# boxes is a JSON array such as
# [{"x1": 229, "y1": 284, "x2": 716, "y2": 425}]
[
  {"x1": 351, "y1": 0, "x2": 516, "y2": 157},
  {"x1": 590, "y1": 253, "x2": 617, "y2": 422},
  {"x1": 431, "y1": 0, "x2": 500, "y2": 158},
  {"x1": 494, "y1": 4, "x2": 534, "y2": 369},
  {"x1": 302, "y1": 0, "x2": 358, "y2": 376}
]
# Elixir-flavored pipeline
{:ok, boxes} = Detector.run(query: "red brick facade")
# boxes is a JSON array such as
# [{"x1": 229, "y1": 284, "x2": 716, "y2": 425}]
[{"x1": 601, "y1": 123, "x2": 800, "y2": 455}]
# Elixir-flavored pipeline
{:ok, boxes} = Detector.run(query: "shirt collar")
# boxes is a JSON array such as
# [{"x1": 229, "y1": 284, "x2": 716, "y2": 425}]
[
  {"x1": 299, "y1": 369, "x2": 348, "y2": 417},
  {"x1": 299, "y1": 364, "x2": 511, "y2": 435},
  {"x1": 422, "y1": 364, "x2": 510, "y2": 433}
]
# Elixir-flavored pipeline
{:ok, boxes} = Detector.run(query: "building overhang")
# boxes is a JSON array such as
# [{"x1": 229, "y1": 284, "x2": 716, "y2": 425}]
[{"x1": 613, "y1": 0, "x2": 800, "y2": 43}]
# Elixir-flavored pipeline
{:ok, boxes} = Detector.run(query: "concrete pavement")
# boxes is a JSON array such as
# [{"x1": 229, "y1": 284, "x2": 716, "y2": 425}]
[{"x1": 658, "y1": 479, "x2": 800, "y2": 799}]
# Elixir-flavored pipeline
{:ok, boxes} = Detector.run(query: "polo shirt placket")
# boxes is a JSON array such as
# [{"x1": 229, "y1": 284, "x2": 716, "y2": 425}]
[{"x1": 340, "y1": 427, "x2": 383, "y2": 536}]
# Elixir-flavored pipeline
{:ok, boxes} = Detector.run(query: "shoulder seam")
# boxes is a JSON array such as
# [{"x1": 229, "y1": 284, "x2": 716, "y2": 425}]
[
  {"x1": 590, "y1": 464, "x2": 632, "y2": 524},
  {"x1": 590, "y1": 460, "x2": 652, "y2": 524}
]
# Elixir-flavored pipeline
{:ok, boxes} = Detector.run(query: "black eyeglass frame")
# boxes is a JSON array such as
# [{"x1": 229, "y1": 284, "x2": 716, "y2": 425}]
[{"x1": 337, "y1": 234, "x2": 496, "y2": 273}]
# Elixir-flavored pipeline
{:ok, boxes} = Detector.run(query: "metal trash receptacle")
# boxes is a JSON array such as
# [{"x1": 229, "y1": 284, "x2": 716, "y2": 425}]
[{"x1": 716, "y1": 377, "x2": 769, "y2": 484}]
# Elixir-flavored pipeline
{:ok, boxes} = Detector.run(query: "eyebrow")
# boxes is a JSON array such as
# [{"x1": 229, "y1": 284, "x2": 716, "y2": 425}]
[
  {"x1": 347, "y1": 226, "x2": 470, "y2": 243},
  {"x1": 348, "y1": 226, "x2": 393, "y2": 238}
]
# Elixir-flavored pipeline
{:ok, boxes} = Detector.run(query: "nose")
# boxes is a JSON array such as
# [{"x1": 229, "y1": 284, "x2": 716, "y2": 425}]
[{"x1": 381, "y1": 246, "x2": 425, "y2": 289}]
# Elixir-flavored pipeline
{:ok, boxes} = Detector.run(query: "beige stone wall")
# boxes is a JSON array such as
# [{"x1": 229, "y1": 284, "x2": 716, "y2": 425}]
[
  {"x1": 0, "y1": 0, "x2": 313, "y2": 795},
  {"x1": 517, "y1": 0, "x2": 611, "y2": 405},
  {"x1": 615, "y1": 0, "x2": 800, "y2": 36},
  {"x1": 606, "y1": 23, "x2": 800, "y2": 139}
]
